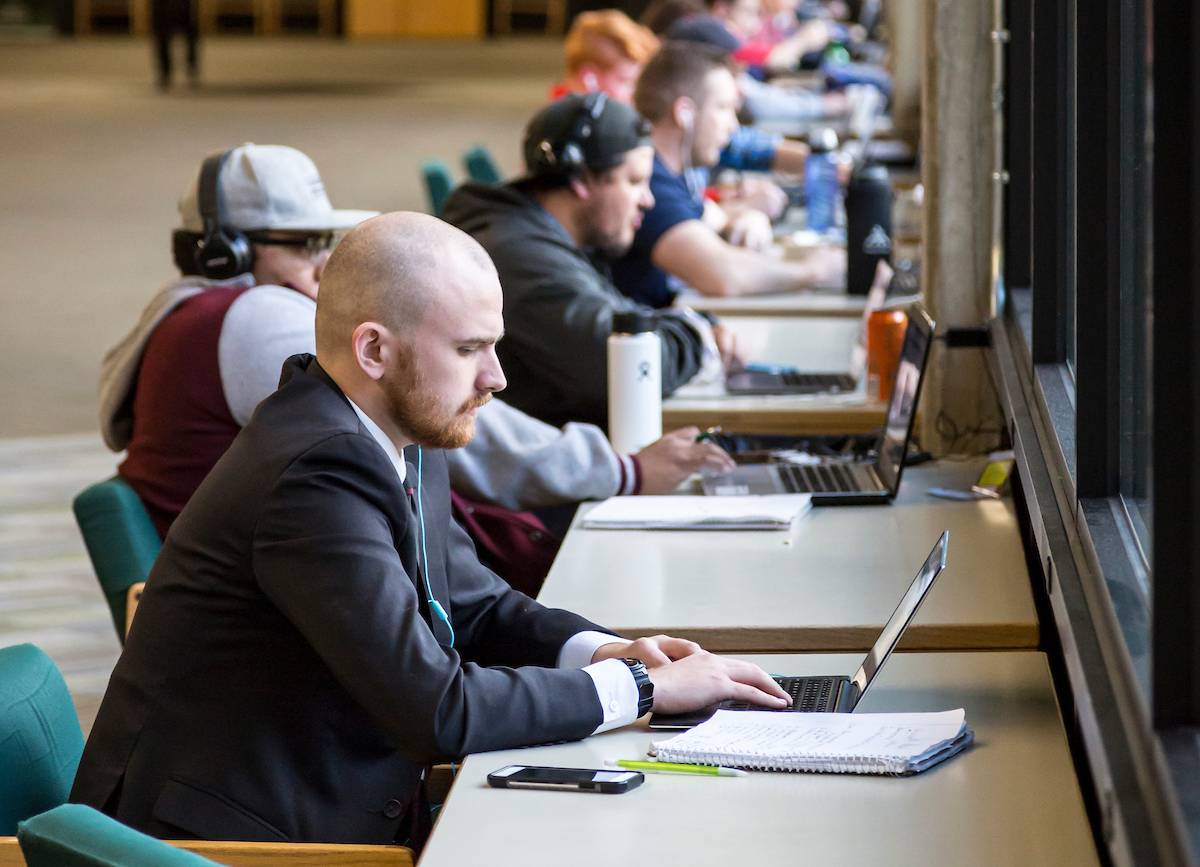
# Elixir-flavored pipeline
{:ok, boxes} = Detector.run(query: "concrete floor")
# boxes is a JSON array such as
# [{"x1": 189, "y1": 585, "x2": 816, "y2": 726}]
[
  {"x1": 0, "y1": 35, "x2": 561, "y2": 436},
  {"x1": 0, "y1": 432, "x2": 119, "y2": 734}
]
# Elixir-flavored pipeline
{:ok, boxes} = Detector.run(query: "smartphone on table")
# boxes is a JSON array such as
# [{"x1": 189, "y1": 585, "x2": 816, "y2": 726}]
[{"x1": 487, "y1": 765, "x2": 644, "y2": 794}]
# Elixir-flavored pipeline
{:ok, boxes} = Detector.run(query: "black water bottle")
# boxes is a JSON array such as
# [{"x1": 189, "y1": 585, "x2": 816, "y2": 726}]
[{"x1": 845, "y1": 162, "x2": 893, "y2": 295}]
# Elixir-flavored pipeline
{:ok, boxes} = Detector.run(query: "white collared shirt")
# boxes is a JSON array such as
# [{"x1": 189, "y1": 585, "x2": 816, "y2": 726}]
[{"x1": 346, "y1": 397, "x2": 639, "y2": 734}]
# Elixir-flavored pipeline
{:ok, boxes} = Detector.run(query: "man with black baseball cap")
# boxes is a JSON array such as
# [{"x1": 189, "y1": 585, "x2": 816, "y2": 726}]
[{"x1": 443, "y1": 93, "x2": 740, "y2": 429}]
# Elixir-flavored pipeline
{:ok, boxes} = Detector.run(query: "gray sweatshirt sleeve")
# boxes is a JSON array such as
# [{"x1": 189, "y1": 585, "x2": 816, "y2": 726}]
[
  {"x1": 446, "y1": 399, "x2": 632, "y2": 510},
  {"x1": 218, "y1": 286, "x2": 317, "y2": 426}
]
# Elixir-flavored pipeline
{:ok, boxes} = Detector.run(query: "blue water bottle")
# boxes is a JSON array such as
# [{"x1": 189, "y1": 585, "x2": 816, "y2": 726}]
[{"x1": 804, "y1": 128, "x2": 840, "y2": 234}]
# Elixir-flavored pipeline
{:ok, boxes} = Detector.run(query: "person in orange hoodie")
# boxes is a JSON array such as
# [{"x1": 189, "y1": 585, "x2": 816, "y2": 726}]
[{"x1": 549, "y1": 9, "x2": 661, "y2": 103}]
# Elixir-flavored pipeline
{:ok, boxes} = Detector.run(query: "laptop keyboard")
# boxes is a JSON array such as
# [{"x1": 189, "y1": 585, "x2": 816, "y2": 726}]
[
  {"x1": 779, "y1": 371, "x2": 856, "y2": 391},
  {"x1": 723, "y1": 676, "x2": 840, "y2": 713},
  {"x1": 778, "y1": 462, "x2": 860, "y2": 493}
]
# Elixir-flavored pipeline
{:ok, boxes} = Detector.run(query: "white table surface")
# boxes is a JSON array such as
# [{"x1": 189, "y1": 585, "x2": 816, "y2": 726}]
[
  {"x1": 704, "y1": 315, "x2": 863, "y2": 369},
  {"x1": 420, "y1": 651, "x2": 1097, "y2": 867},
  {"x1": 680, "y1": 287, "x2": 877, "y2": 318},
  {"x1": 537, "y1": 461, "x2": 1037, "y2": 651},
  {"x1": 678, "y1": 287, "x2": 922, "y2": 319}
]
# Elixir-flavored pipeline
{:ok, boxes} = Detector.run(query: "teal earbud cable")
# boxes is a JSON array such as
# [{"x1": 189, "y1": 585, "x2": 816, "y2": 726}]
[{"x1": 416, "y1": 447, "x2": 454, "y2": 647}]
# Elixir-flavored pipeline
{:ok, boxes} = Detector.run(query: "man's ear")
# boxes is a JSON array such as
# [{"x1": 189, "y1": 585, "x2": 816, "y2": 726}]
[
  {"x1": 580, "y1": 67, "x2": 599, "y2": 91},
  {"x1": 568, "y1": 174, "x2": 591, "y2": 201},
  {"x1": 673, "y1": 96, "x2": 697, "y2": 133},
  {"x1": 352, "y1": 321, "x2": 392, "y2": 382}
]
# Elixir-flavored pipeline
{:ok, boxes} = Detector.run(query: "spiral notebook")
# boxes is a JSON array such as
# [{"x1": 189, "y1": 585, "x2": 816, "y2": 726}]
[{"x1": 653, "y1": 708, "x2": 973, "y2": 776}]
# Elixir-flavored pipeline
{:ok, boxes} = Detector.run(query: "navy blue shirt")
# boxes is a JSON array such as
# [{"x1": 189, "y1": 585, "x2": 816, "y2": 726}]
[{"x1": 611, "y1": 154, "x2": 705, "y2": 309}]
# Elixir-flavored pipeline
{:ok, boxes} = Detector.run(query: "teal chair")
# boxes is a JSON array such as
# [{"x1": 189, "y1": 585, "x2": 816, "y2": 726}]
[
  {"x1": 0, "y1": 645, "x2": 415, "y2": 865},
  {"x1": 72, "y1": 478, "x2": 162, "y2": 642},
  {"x1": 0, "y1": 644, "x2": 85, "y2": 837},
  {"x1": 462, "y1": 145, "x2": 502, "y2": 184},
  {"x1": 18, "y1": 804, "x2": 218, "y2": 866},
  {"x1": 420, "y1": 159, "x2": 455, "y2": 217}
]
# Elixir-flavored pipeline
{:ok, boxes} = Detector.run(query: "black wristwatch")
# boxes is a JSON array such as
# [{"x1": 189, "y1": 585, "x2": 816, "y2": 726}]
[{"x1": 621, "y1": 658, "x2": 655, "y2": 717}]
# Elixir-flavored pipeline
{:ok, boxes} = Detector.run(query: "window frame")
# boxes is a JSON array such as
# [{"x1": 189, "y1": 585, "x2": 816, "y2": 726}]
[{"x1": 997, "y1": 0, "x2": 1200, "y2": 861}]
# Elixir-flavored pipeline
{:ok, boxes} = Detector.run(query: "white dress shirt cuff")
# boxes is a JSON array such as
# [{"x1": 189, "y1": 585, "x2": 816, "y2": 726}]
[
  {"x1": 557, "y1": 630, "x2": 624, "y2": 670},
  {"x1": 615, "y1": 452, "x2": 638, "y2": 495},
  {"x1": 582, "y1": 658, "x2": 641, "y2": 735},
  {"x1": 559, "y1": 631, "x2": 640, "y2": 735}
]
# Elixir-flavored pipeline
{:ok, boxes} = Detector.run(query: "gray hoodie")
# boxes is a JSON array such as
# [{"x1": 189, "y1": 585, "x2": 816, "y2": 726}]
[{"x1": 442, "y1": 181, "x2": 707, "y2": 428}]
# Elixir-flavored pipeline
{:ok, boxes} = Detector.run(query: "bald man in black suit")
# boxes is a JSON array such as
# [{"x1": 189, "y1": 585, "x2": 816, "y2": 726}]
[{"x1": 71, "y1": 212, "x2": 788, "y2": 849}]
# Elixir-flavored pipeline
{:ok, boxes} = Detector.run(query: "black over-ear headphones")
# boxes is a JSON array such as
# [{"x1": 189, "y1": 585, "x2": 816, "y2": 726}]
[
  {"x1": 533, "y1": 91, "x2": 609, "y2": 175},
  {"x1": 193, "y1": 150, "x2": 253, "y2": 280}
]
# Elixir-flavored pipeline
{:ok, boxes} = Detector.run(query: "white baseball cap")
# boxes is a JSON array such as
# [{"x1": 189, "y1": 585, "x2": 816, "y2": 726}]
[{"x1": 179, "y1": 143, "x2": 378, "y2": 233}]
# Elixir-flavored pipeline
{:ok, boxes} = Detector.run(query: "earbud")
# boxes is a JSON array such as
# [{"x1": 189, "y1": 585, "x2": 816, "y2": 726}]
[
  {"x1": 415, "y1": 447, "x2": 455, "y2": 647},
  {"x1": 679, "y1": 104, "x2": 695, "y2": 132}
]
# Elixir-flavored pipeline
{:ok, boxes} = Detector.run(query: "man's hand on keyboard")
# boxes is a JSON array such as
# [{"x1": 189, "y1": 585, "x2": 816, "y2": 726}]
[{"x1": 645, "y1": 652, "x2": 792, "y2": 715}]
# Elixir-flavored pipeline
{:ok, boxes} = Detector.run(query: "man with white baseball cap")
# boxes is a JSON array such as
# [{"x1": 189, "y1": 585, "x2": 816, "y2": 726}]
[
  {"x1": 99, "y1": 143, "x2": 378, "y2": 536},
  {"x1": 98, "y1": 143, "x2": 734, "y2": 589}
]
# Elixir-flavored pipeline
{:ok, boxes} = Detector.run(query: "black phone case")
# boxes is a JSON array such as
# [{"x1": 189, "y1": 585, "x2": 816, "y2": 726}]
[{"x1": 487, "y1": 766, "x2": 644, "y2": 794}]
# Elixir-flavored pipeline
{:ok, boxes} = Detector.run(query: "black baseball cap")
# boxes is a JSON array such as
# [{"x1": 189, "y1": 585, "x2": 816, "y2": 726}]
[
  {"x1": 665, "y1": 15, "x2": 743, "y2": 54},
  {"x1": 521, "y1": 93, "x2": 652, "y2": 178}
]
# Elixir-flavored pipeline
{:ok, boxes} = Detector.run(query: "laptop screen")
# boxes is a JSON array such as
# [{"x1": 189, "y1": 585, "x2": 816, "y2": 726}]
[
  {"x1": 874, "y1": 308, "x2": 934, "y2": 495},
  {"x1": 848, "y1": 531, "x2": 949, "y2": 703}
]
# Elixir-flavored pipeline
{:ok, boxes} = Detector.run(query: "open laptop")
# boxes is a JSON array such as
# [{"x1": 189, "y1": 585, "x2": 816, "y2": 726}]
[
  {"x1": 723, "y1": 289, "x2": 881, "y2": 397},
  {"x1": 723, "y1": 363, "x2": 861, "y2": 396},
  {"x1": 649, "y1": 530, "x2": 949, "y2": 729},
  {"x1": 700, "y1": 305, "x2": 933, "y2": 505}
]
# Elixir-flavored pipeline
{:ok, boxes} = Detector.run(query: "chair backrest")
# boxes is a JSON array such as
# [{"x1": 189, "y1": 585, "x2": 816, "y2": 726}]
[
  {"x1": 72, "y1": 478, "x2": 162, "y2": 641},
  {"x1": 420, "y1": 159, "x2": 455, "y2": 217},
  {"x1": 462, "y1": 145, "x2": 502, "y2": 184},
  {"x1": 18, "y1": 803, "x2": 219, "y2": 866},
  {"x1": 0, "y1": 645, "x2": 85, "y2": 836}
]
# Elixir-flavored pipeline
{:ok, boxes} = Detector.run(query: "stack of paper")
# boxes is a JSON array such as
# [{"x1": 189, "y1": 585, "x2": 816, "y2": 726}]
[
  {"x1": 654, "y1": 708, "x2": 973, "y2": 776},
  {"x1": 580, "y1": 495, "x2": 812, "y2": 530}
]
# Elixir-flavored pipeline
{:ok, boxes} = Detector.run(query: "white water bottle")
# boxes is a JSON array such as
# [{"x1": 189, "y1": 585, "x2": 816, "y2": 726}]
[{"x1": 607, "y1": 311, "x2": 662, "y2": 454}]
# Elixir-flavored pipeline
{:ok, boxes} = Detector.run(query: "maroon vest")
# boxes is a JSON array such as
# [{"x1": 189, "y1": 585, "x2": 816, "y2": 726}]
[{"x1": 119, "y1": 284, "x2": 250, "y2": 538}]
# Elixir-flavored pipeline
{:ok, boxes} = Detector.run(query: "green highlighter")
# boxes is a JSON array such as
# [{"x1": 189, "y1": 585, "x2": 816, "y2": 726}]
[{"x1": 606, "y1": 759, "x2": 747, "y2": 778}]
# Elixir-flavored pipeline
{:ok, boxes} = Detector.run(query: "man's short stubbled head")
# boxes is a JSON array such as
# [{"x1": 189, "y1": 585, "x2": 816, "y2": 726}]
[{"x1": 316, "y1": 212, "x2": 506, "y2": 448}]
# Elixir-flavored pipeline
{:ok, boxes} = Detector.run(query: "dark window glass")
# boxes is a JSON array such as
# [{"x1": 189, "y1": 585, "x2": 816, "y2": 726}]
[
  {"x1": 1117, "y1": 0, "x2": 1152, "y2": 568},
  {"x1": 1064, "y1": 3, "x2": 1078, "y2": 380}
]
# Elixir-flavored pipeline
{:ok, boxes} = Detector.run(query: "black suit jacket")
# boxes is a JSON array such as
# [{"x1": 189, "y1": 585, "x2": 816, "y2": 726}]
[{"x1": 71, "y1": 355, "x2": 608, "y2": 845}]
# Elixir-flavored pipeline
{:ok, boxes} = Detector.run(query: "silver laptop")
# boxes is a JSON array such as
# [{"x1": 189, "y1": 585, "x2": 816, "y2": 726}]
[
  {"x1": 649, "y1": 530, "x2": 949, "y2": 729},
  {"x1": 700, "y1": 305, "x2": 933, "y2": 505},
  {"x1": 722, "y1": 365, "x2": 861, "y2": 396},
  {"x1": 723, "y1": 284, "x2": 885, "y2": 397}
]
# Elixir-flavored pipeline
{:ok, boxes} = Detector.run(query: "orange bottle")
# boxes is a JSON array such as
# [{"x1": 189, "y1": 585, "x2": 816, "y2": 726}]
[{"x1": 866, "y1": 309, "x2": 908, "y2": 403}]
